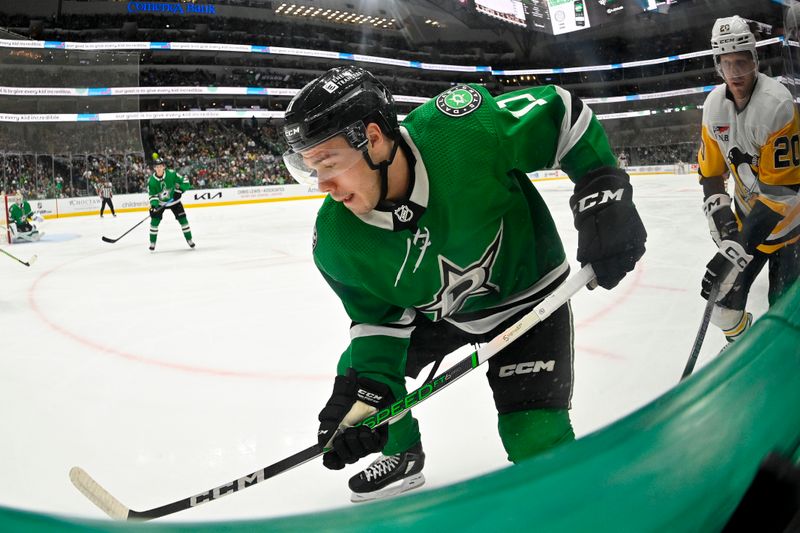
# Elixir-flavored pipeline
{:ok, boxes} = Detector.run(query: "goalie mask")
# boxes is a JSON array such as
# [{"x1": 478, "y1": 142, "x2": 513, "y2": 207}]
[
  {"x1": 282, "y1": 66, "x2": 400, "y2": 198},
  {"x1": 711, "y1": 15, "x2": 759, "y2": 80}
]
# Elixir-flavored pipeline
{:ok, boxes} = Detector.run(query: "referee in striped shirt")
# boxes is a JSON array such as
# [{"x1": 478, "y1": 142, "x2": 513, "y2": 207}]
[{"x1": 97, "y1": 179, "x2": 116, "y2": 218}]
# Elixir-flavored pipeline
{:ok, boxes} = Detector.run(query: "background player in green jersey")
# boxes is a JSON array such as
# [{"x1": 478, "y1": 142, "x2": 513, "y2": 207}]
[
  {"x1": 147, "y1": 154, "x2": 194, "y2": 251},
  {"x1": 282, "y1": 66, "x2": 647, "y2": 502},
  {"x1": 7, "y1": 192, "x2": 43, "y2": 243}
]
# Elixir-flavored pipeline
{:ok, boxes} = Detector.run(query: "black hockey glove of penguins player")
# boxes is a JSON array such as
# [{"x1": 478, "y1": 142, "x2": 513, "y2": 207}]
[
  {"x1": 700, "y1": 239, "x2": 752, "y2": 302},
  {"x1": 317, "y1": 368, "x2": 394, "y2": 470},
  {"x1": 702, "y1": 189, "x2": 738, "y2": 247},
  {"x1": 698, "y1": 197, "x2": 784, "y2": 303},
  {"x1": 570, "y1": 166, "x2": 647, "y2": 289}
]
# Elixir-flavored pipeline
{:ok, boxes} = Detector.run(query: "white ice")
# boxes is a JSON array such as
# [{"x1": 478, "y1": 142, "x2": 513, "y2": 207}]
[{"x1": 0, "y1": 173, "x2": 769, "y2": 523}]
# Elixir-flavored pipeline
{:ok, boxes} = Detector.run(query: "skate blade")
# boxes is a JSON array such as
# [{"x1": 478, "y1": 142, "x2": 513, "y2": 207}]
[{"x1": 350, "y1": 473, "x2": 425, "y2": 503}]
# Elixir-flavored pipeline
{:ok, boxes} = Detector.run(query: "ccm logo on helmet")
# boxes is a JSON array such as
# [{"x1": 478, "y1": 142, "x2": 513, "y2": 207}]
[
  {"x1": 573, "y1": 188, "x2": 624, "y2": 214},
  {"x1": 498, "y1": 361, "x2": 555, "y2": 377}
]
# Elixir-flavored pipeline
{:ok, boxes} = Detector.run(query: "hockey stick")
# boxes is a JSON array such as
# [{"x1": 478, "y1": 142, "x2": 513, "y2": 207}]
[
  {"x1": 101, "y1": 200, "x2": 179, "y2": 244},
  {"x1": 70, "y1": 264, "x2": 596, "y2": 521},
  {"x1": 0, "y1": 247, "x2": 37, "y2": 267},
  {"x1": 680, "y1": 283, "x2": 719, "y2": 381},
  {"x1": 101, "y1": 215, "x2": 148, "y2": 244}
]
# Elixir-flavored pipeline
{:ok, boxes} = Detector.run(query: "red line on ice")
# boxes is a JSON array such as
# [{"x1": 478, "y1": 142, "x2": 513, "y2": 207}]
[{"x1": 27, "y1": 256, "x2": 327, "y2": 381}]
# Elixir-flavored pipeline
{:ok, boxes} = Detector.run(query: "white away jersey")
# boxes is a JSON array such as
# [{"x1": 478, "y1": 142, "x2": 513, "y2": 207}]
[{"x1": 698, "y1": 73, "x2": 800, "y2": 252}]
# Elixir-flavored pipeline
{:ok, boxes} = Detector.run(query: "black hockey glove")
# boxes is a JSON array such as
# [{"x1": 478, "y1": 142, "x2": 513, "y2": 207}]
[
  {"x1": 703, "y1": 193, "x2": 738, "y2": 247},
  {"x1": 149, "y1": 205, "x2": 164, "y2": 217},
  {"x1": 701, "y1": 239, "x2": 752, "y2": 302},
  {"x1": 570, "y1": 167, "x2": 647, "y2": 289},
  {"x1": 173, "y1": 189, "x2": 183, "y2": 201},
  {"x1": 317, "y1": 368, "x2": 393, "y2": 470}
]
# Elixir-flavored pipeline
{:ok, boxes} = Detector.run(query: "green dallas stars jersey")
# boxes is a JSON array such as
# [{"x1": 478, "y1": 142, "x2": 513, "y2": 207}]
[
  {"x1": 313, "y1": 84, "x2": 617, "y2": 394},
  {"x1": 9, "y1": 200, "x2": 34, "y2": 225},
  {"x1": 148, "y1": 169, "x2": 190, "y2": 209}
]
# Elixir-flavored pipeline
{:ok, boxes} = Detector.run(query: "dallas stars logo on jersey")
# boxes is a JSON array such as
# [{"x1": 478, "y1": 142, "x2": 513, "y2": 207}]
[
  {"x1": 436, "y1": 85, "x2": 482, "y2": 117},
  {"x1": 417, "y1": 223, "x2": 502, "y2": 321}
]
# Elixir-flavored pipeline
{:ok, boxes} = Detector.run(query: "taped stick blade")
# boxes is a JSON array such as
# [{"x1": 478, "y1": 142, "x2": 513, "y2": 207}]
[{"x1": 69, "y1": 467, "x2": 130, "y2": 520}]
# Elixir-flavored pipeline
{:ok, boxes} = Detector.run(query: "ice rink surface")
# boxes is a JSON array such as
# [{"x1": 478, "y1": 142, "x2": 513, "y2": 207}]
[{"x1": 1, "y1": 173, "x2": 769, "y2": 523}]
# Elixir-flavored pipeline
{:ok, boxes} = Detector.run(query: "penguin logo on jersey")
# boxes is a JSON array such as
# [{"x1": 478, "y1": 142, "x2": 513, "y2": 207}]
[
  {"x1": 727, "y1": 147, "x2": 759, "y2": 188},
  {"x1": 436, "y1": 86, "x2": 482, "y2": 118},
  {"x1": 417, "y1": 223, "x2": 502, "y2": 321}
]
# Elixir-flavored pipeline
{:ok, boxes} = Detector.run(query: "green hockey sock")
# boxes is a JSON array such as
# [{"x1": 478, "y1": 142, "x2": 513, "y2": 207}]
[
  {"x1": 382, "y1": 412, "x2": 421, "y2": 456},
  {"x1": 149, "y1": 221, "x2": 160, "y2": 244},
  {"x1": 497, "y1": 408, "x2": 575, "y2": 463},
  {"x1": 177, "y1": 216, "x2": 192, "y2": 241}
]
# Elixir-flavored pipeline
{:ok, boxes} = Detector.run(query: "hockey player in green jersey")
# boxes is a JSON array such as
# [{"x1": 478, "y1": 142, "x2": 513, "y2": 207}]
[
  {"x1": 8, "y1": 192, "x2": 42, "y2": 243},
  {"x1": 282, "y1": 66, "x2": 647, "y2": 502},
  {"x1": 147, "y1": 154, "x2": 194, "y2": 251}
]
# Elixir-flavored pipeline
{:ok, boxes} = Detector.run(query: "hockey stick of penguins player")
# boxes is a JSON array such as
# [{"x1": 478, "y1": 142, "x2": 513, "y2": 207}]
[
  {"x1": 0, "y1": 247, "x2": 37, "y2": 267},
  {"x1": 70, "y1": 264, "x2": 596, "y2": 521},
  {"x1": 680, "y1": 283, "x2": 720, "y2": 380},
  {"x1": 101, "y1": 200, "x2": 179, "y2": 244}
]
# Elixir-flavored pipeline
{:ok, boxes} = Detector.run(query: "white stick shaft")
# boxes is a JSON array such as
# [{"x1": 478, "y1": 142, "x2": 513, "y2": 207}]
[{"x1": 477, "y1": 265, "x2": 595, "y2": 365}]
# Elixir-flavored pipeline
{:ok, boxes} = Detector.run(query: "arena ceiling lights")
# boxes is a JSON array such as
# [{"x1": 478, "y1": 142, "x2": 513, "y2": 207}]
[{"x1": 274, "y1": 3, "x2": 399, "y2": 29}]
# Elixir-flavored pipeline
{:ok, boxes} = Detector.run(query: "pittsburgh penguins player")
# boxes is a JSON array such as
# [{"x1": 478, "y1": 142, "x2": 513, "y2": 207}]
[
  {"x1": 282, "y1": 66, "x2": 647, "y2": 502},
  {"x1": 698, "y1": 16, "x2": 800, "y2": 342}
]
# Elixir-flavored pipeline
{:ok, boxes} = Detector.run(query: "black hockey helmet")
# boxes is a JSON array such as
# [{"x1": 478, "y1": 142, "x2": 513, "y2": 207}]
[
  {"x1": 283, "y1": 66, "x2": 398, "y2": 154},
  {"x1": 151, "y1": 153, "x2": 166, "y2": 167},
  {"x1": 282, "y1": 66, "x2": 402, "y2": 190}
]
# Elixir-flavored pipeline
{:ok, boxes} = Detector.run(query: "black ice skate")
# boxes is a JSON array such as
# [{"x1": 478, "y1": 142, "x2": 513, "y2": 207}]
[
  {"x1": 348, "y1": 442, "x2": 425, "y2": 503},
  {"x1": 187, "y1": 239, "x2": 195, "y2": 248}
]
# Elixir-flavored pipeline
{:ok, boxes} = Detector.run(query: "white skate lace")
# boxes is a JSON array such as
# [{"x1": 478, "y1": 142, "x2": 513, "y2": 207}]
[{"x1": 363, "y1": 455, "x2": 401, "y2": 482}]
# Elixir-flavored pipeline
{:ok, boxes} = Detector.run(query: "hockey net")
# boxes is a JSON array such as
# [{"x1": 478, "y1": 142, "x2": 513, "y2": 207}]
[{"x1": 1, "y1": 194, "x2": 10, "y2": 245}]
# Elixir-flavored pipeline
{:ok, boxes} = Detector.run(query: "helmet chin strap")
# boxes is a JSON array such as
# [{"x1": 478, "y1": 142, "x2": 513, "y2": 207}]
[{"x1": 362, "y1": 136, "x2": 400, "y2": 206}]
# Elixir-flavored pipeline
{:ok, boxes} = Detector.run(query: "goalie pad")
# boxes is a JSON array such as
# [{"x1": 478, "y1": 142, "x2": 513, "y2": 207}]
[{"x1": 10, "y1": 222, "x2": 42, "y2": 243}]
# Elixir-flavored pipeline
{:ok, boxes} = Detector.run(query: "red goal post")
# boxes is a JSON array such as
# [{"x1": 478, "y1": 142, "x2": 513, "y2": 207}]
[{"x1": 1, "y1": 194, "x2": 11, "y2": 244}]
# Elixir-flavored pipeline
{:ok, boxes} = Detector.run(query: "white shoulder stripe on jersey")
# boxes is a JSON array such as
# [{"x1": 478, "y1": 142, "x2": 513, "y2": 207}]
[
  {"x1": 349, "y1": 308, "x2": 417, "y2": 340},
  {"x1": 554, "y1": 86, "x2": 592, "y2": 165},
  {"x1": 350, "y1": 323, "x2": 415, "y2": 340}
]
